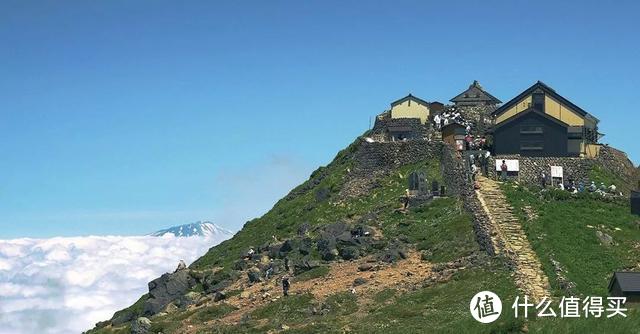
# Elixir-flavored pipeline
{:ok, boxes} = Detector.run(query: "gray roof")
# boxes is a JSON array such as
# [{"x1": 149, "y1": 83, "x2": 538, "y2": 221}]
[
  {"x1": 609, "y1": 272, "x2": 640, "y2": 292},
  {"x1": 450, "y1": 80, "x2": 502, "y2": 104}
]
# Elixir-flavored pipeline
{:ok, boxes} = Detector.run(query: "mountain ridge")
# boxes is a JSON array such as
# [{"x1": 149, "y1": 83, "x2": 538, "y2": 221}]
[{"x1": 151, "y1": 221, "x2": 234, "y2": 238}]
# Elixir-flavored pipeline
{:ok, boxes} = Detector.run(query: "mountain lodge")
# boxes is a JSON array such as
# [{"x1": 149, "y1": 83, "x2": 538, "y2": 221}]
[{"x1": 491, "y1": 81, "x2": 601, "y2": 157}]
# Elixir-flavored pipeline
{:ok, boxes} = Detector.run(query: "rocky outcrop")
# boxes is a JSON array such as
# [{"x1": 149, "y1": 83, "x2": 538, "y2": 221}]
[
  {"x1": 142, "y1": 269, "x2": 196, "y2": 316},
  {"x1": 130, "y1": 317, "x2": 151, "y2": 334}
]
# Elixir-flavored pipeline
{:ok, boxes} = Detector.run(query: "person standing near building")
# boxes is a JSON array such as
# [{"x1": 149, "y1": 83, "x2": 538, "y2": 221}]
[
  {"x1": 482, "y1": 151, "x2": 491, "y2": 176},
  {"x1": 539, "y1": 171, "x2": 547, "y2": 189},
  {"x1": 500, "y1": 160, "x2": 508, "y2": 182}
]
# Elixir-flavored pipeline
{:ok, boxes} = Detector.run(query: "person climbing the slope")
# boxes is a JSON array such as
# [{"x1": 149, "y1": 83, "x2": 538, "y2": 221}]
[{"x1": 282, "y1": 276, "x2": 290, "y2": 296}]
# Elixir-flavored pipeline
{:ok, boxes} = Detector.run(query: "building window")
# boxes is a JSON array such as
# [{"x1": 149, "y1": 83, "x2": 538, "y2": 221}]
[
  {"x1": 520, "y1": 125, "x2": 543, "y2": 134},
  {"x1": 520, "y1": 141, "x2": 544, "y2": 150}
]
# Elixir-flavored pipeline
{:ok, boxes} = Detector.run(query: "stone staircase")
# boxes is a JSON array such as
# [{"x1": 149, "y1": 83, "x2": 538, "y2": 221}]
[{"x1": 475, "y1": 176, "x2": 551, "y2": 302}]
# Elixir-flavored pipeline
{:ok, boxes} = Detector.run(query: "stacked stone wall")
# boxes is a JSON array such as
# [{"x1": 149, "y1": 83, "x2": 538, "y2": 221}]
[
  {"x1": 340, "y1": 140, "x2": 441, "y2": 198},
  {"x1": 441, "y1": 145, "x2": 497, "y2": 255}
]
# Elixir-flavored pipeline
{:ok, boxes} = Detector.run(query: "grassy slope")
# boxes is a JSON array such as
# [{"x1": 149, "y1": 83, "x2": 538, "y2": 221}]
[
  {"x1": 94, "y1": 140, "x2": 640, "y2": 333},
  {"x1": 501, "y1": 179, "x2": 640, "y2": 332}
]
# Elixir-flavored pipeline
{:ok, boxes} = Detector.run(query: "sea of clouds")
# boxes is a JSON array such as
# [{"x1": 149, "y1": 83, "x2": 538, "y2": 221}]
[{"x1": 0, "y1": 234, "x2": 230, "y2": 334}]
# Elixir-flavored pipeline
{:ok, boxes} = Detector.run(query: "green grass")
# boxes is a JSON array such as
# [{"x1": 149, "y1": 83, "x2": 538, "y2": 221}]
[
  {"x1": 589, "y1": 164, "x2": 631, "y2": 194},
  {"x1": 294, "y1": 266, "x2": 330, "y2": 282},
  {"x1": 502, "y1": 183, "x2": 639, "y2": 297},
  {"x1": 192, "y1": 304, "x2": 237, "y2": 322}
]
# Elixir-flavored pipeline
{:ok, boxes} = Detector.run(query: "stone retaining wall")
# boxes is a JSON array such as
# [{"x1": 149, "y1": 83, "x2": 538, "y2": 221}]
[
  {"x1": 339, "y1": 139, "x2": 441, "y2": 198},
  {"x1": 441, "y1": 145, "x2": 496, "y2": 255},
  {"x1": 488, "y1": 145, "x2": 637, "y2": 189},
  {"x1": 489, "y1": 155, "x2": 595, "y2": 185}
]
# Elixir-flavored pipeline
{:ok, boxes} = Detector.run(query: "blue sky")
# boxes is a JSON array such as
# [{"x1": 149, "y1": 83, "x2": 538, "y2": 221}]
[{"x1": 1, "y1": 1, "x2": 639, "y2": 238}]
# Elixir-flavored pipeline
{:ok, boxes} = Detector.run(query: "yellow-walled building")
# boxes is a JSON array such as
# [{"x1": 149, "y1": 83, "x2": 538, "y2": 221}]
[
  {"x1": 389, "y1": 94, "x2": 430, "y2": 124},
  {"x1": 491, "y1": 81, "x2": 601, "y2": 158}
]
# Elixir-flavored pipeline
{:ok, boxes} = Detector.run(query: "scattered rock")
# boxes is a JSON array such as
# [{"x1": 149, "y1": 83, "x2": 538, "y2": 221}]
[
  {"x1": 353, "y1": 277, "x2": 367, "y2": 286},
  {"x1": 358, "y1": 263, "x2": 373, "y2": 272},
  {"x1": 183, "y1": 291, "x2": 201, "y2": 306},
  {"x1": 131, "y1": 317, "x2": 151, "y2": 334},
  {"x1": 596, "y1": 230, "x2": 614, "y2": 246},
  {"x1": 247, "y1": 268, "x2": 262, "y2": 283},
  {"x1": 213, "y1": 291, "x2": 226, "y2": 302},
  {"x1": 339, "y1": 246, "x2": 360, "y2": 260}
]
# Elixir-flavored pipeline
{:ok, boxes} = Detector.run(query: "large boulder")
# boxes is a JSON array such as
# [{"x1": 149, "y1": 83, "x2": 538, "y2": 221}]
[
  {"x1": 280, "y1": 239, "x2": 294, "y2": 253},
  {"x1": 142, "y1": 270, "x2": 195, "y2": 316},
  {"x1": 317, "y1": 238, "x2": 338, "y2": 261},
  {"x1": 110, "y1": 308, "x2": 136, "y2": 327},
  {"x1": 131, "y1": 317, "x2": 151, "y2": 334},
  {"x1": 293, "y1": 259, "x2": 321, "y2": 275},
  {"x1": 247, "y1": 268, "x2": 262, "y2": 283},
  {"x1": 377, "y1": 246, "x2": 408, "y2": 263},
  {"x1": 339, "y1": 246, "x2": 360, "y2": 260},
  {"x1": 298, "y1": 238, "x2": 312, "y2": 255}
]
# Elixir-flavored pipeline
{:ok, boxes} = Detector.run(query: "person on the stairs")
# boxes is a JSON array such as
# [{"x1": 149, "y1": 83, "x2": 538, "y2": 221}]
[{"x1": 471, "y1": 163, "x2": 478, "y2": 181}]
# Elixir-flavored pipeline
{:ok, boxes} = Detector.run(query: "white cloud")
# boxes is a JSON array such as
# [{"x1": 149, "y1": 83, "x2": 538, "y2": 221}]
[{"x1": 0, "y1": 234, "x2": 230, "y2": 334}]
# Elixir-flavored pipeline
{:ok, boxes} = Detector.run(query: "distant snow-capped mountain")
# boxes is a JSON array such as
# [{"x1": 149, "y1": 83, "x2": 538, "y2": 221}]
[{"x1": 151, "y1": 221, "x2": 234, "y2": 238}]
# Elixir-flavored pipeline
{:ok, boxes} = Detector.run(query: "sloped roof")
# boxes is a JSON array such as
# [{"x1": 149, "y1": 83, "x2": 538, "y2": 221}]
[
  {"x1": 491, "y1": 81, "x2": 599, "y2": 122},
  {"x1": 609, "y1": 272, "x2": 640, "y2": 293},
  {"x1": 450, "y1": 80, "x2": 502, "y2": 104},
  {"x1": 390, "y1": 94, "x2": 430, "y2": 107},
  {"x1": 492, "y1": 107, "x2": 569, "y2": 131}
]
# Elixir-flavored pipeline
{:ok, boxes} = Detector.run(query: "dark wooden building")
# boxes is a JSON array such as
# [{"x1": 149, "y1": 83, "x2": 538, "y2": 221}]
[
  {"x1": 491, "y1": 81, "x2": 601, "y2": 157},
  {"x1": 632, "y1": 191, "x2": 640, "y2": 215},
  {"x1": 450, "y1": 80, "x2": 502, "y2": 107},
  {"x1": 608, "y1": 272, "x2": 640, "y2": 303},
  {"x1": 492, "y1": 109, "x2": 573, "y2": 157}
]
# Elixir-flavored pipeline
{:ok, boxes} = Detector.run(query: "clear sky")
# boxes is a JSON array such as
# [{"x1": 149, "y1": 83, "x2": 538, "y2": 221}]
[{"x1": 1, "y1": 1, "x2": 639, "y2": 238}]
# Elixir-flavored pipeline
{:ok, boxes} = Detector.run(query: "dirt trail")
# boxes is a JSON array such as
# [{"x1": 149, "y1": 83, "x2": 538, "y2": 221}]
[{"x1": 218, "y1": 251, "x2": 432, "y2": 325}]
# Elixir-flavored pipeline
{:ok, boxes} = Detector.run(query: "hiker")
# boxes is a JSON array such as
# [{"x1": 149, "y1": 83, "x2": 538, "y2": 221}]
[
  {"x1": 483, "y1": 151, "x2": 491, "y2": 176},
  {"x1": 500, "y1": 160, "x2": 508, "y2": 182},
  {"x1": 608, "y1": 184, "x2": 617, "y2": 194},
  {"x1": 588, "y1": 181, "x2": 597, "y2": 192},
  {"x1": 465, "y1": 134, "x2": 473, "y2": 150},
  {"x1": 282, "y1": 276, "x2": 290, "y2": 296},
  {"x1": 434, "y1": 114, "x2": 441, "y2": 130},
  {"x1": 539, "y1": 171, "x2": 547, "y2": 189},
  {"x1": 402, "y1": 189, "x2": 410, "y2": 210},
  {"x1": 284, "y1": 257, "x2": 290, "y2": 272},
  {"x1": 471, "y1": 163, "x2": 478, "y2": 181},
  {"x1": 175, "y1": 260, "x2": 187, "y2": 272},
  {"x1": 265, "y1": 260, "x2": 274, "y2": 280},
  {"x1": 578, "y1": 182, "x2": 585, "y2": 192},
  {"x1": 246, "y1": 247, "x2": 255, "y2": 259}
]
